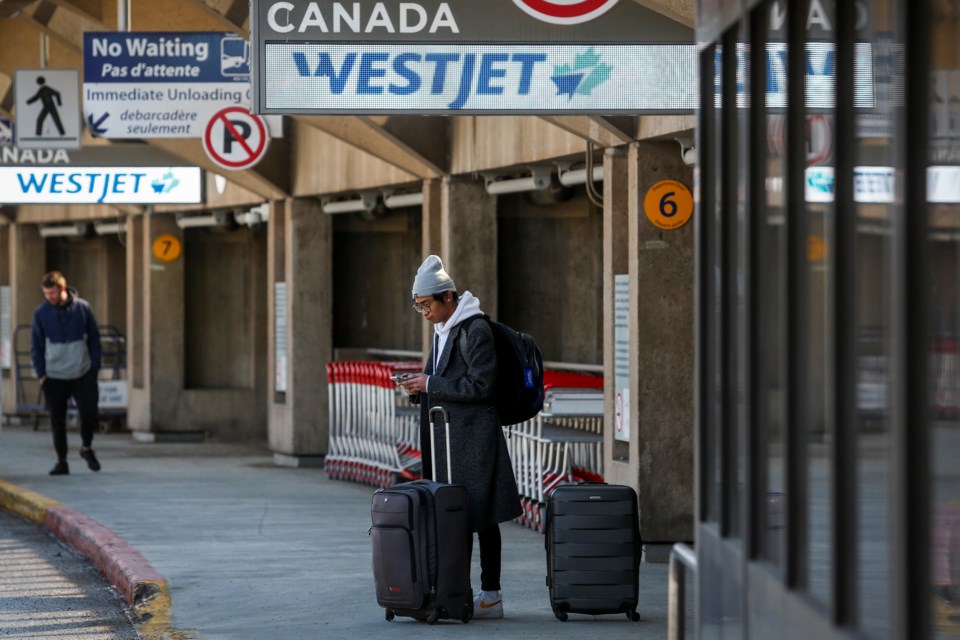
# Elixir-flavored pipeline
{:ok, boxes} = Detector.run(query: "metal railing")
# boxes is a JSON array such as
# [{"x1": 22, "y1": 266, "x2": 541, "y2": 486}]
[{"x1": 668, "y1": 542, "x2": 696, "y2": 640}]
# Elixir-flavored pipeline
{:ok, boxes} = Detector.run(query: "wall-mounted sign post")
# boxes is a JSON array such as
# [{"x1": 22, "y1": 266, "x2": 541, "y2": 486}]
[{"x1": 250, "y1": 0, "x2": 696, "y2": 115}]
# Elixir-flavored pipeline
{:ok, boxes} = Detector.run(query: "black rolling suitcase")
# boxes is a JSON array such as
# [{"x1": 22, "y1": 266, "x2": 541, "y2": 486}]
[
  {"x1": 370, "y1": 406, "x2": 473, "y2": 624},
  {"x1": 545, "y1": 482, "x2": 642, "y2": 622}
]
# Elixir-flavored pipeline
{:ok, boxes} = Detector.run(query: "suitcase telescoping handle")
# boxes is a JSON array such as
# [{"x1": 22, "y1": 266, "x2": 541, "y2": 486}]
[{"x1": 428, "y1": 406, "x2": 453, "y2": 483}]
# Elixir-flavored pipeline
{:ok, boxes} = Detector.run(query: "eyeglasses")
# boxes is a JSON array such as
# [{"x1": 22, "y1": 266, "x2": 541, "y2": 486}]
[{"x1": 412, "y1": 299, "x2": 436, "y2": 314}]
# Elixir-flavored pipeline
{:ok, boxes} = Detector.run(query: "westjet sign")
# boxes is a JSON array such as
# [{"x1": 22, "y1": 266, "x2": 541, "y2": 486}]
[
  {"x1": 250, "y1": 0, "x2": 695, "y2": 114},
  {"x1": 263, "y1": 43, "x2": 695, "y2": 113},
  {"x1": 0, "y1": 166, "x2": 202, "y2": 204}
]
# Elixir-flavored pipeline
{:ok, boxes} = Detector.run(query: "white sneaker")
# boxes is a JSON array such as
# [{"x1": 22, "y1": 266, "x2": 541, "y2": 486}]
[{"x1": 472, "y1": 590, "x2": 503, "y2": 619}]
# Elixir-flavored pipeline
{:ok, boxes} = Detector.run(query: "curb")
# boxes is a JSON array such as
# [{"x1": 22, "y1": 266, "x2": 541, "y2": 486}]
[{"x1": 0, "y1": 478, "x2": 186, "y2": 639}]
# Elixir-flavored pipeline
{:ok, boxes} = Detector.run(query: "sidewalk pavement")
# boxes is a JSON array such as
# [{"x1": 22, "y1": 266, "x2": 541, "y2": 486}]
[{"x1": 0, "y1": 425, "x2": 688, "y2": 639}]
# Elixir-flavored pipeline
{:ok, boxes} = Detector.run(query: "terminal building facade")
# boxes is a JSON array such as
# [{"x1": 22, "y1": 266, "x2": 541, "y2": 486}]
[
  {"x1": 0, "y1": 0, "x2": 956, "y2": 638},
  {"x1": 696, "y1": 0, "x2": 959, "y2": 638}
]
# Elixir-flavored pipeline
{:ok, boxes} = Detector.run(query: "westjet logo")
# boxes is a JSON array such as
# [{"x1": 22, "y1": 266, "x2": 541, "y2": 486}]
[
  {"x1": 0, "y1": 167, "x2": 201, "y2": 204},
  {"x1": 289, "y1": 49, "x2": 548, "y2": 109},
  {"x1": 16, "y1": 171, "x2": 148, "y2": 203}
]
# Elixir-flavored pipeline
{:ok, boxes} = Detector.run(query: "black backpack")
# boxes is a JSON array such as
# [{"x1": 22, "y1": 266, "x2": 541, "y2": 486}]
[{"x1": 458, "y1": 315, "x2": 544, "y2": 426}]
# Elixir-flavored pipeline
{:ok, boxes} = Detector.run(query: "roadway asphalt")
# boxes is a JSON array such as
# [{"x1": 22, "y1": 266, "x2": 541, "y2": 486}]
[
  {"x1": 0, "y1": 424, "x2": 690, "y2": 639},
  {"x1": 0, "y1": 509, "x2": 138, "y2": 639}
]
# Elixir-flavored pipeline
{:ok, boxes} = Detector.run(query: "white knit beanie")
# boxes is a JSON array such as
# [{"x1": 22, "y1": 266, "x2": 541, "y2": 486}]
[{"x1": 412, "y1": 255, "x2": 456, "y2": 297}]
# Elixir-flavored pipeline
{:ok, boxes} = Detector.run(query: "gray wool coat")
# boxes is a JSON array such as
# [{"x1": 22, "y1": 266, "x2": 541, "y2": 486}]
[{"x1": 415, "y1": 316, "x2": 523, "y2": 532}]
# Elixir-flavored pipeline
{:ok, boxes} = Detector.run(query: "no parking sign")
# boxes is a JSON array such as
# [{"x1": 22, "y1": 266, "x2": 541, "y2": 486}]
[{"x1": 203, "y1": 106, "x2": 269, "y2": 171}]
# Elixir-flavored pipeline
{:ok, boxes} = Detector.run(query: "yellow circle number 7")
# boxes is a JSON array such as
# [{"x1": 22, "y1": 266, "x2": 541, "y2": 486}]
[{"x1": 152, "y1": 234, "x2": 182, "y2": 263}]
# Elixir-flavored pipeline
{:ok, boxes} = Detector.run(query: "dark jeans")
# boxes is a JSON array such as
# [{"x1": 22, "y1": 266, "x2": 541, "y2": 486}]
[
  {"x1": 43, "y1": 369, "x2": 99, "y2": 463},
  {"x1": 477, "y1": 524, "x2": 502, "y2": 592}
]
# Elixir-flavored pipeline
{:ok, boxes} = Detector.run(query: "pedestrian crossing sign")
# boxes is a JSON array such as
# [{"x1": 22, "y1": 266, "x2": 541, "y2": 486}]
[{"x1": 14, "y1": 69, "x2": 81, "y2": 150}]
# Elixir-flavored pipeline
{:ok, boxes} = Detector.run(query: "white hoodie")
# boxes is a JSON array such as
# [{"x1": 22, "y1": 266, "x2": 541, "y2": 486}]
[{"x1": 431, "y1": 291, "x2": 484, "y2": 377}]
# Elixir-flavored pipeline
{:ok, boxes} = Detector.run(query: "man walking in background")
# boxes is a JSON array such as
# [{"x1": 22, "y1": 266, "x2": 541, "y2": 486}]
[{"x1": 31, "y1": 271, "x2": 102, "y2": 475}]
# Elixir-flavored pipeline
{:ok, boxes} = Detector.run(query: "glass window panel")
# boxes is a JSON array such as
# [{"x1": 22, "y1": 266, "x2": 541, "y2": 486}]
[
  {"x1": 721, "y1": 25, "x2": 744, "y2": 538},
  {"x1": 929, "y1": 2, "x2": 960, "y2": 638},
  {"x1": 855, "y1": 1, "x2": 900, "y2": 635},
  {"x1": 805, "y1": 1, "x2": 836, "y2": 607},
  {"x1": 761, "y1": 0, "x2": 787, "y2": 566},
  {"x1": 733, "y1": 27, "x2": 750, "y2": 540},
  {"x1": 706, "y1": 42, "x2": 724, "y2": 524}
]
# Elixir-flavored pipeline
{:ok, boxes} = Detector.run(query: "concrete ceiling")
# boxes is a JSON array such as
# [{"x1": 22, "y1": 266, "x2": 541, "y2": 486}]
[
  {"x1": 631, "y1": 0, "x2": 695, "y2": 28},
  {"x1": 0, "y1": 0, "x2": 693, "y2": 204},
  {"x1": 0, "y1": 0, "x2": 35, "y2": 19}
]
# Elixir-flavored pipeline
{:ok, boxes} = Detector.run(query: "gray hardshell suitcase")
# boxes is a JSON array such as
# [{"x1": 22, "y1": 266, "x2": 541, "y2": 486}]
[
  {"x1": 545, "y1": 482, "x2": 642, "y2": 621},
  {"x1": 370, "y1": 407, "x2": 473, "y2": 624}
]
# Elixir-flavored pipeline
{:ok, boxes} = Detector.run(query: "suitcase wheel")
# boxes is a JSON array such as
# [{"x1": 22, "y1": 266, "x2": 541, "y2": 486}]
[
  {"x1": 626, "y1": 610, "x2": 641, "y2": 622},
  {"x1": 461, "y1": 604, "x2": 473, "y2": 623},
  {"x1": 426, "y1": 609, "x2": 439, "y2": 625},
  {"x1": 385, "y1": 609, "x2": 395, "y2": 622},
  {"x1": 552, "y1": 605, "x2": 568, "y2": 622}
]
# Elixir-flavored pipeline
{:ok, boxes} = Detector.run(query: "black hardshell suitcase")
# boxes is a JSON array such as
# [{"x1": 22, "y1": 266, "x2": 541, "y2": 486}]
[
  {"x1": 370, "y1": 406, "x2": 473, "y2": 624},
  {"x1": 545, "y1": 482, "x2": 642, "y2": 622}
]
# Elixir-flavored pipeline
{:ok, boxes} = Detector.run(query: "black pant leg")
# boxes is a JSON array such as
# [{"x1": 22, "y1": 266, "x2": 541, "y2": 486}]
[
  {"x1": 43, "y1": 378, "x2": 71, "y2": 463},
  {"x1": 72, "y1": 369, "x2": 99, "y2": 449},
  {"x1": 478, "y1": 524, "x2": 502, "y2": 592}
]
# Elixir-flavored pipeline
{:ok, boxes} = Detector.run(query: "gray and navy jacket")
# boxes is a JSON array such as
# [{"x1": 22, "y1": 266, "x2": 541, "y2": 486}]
[{"x1": 31, "y1": 287, "x2": 101, "y2": 381}]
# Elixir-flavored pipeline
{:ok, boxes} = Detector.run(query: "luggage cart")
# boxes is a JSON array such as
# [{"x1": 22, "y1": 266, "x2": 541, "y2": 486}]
[
  {"x1": 508, "y1": 371, "x2": 605, "y2": 533},
  {"x1": 325, "y1": 360, "x2": 423, "y2": 488},
  {"x1": 325, "y1": 361, "x2": 608, "y2": 525},
  {"x1": 9, "y1": 324, "x2": 128, "y2": 432},
  {"x1": 10, "y1": 324, "x2": 46, "y2": 429}
]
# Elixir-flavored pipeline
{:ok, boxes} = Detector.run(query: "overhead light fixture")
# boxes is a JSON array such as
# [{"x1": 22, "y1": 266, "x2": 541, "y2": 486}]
[
  {"x1": 383, "y1": 191, "x2": 423, "y2": 209},
  {"x1": 321, "y1": 193, "x2": 378, "y2": 215},
  {"x1": 483, "y1": 167, "x2": 553, "y2": 195},
  {"x1": 175, "y1": 212, "x2": 231, "y2": 229},
  {"x1": 94, "y1": 221, "x2": 126, "y2": 235},
  {"x1": 558, "y1": 166, "x2": 605, "y2": 187},
  {"x1": 39, "y1": 223, "x2": 89, "y2": 238}
]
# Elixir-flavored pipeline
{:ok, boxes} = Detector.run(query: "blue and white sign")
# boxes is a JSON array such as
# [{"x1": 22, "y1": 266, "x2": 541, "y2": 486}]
[
  {"x1": 928, "y1": 166, "x2": 960, "y2": 204},
  {"x1": 83, "y1": 32, "x2": 260, "y2": 138},
  {"x1": 727, "y1": 42, "x2": 874, "y2": 111},
  {"x1": 804, "y1": 166, "x2": 899, "y2": 204},
  {"x1": 262, "y1": 43, "x2": 695, "y2": 113},
  {"x1": 0, "y1": 118, "x2": 12, "y2": 146},
  {"x1": 0, "y1": 166, "x2": 202, "y2": 204},
  {"x1": 98, "y1": 380, "x2": 128, "y2": 409}
]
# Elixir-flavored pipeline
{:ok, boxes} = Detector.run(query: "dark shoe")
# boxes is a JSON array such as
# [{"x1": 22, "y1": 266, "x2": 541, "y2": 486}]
[
  {"x1": 49, "y1": 462, "x2": 69, "y2": 476},
  {"x1": 80, "y1": 449, "x2": 101, "y2": 472}
]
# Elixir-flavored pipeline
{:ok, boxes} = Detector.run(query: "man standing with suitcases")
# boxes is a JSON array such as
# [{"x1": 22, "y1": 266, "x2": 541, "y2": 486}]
[
  {"x1": 31, "y1": 271, "x2": 102, "y2": 476},
  {"x1": 398, "y1": 255, "x2": 523, "y2": 619}
]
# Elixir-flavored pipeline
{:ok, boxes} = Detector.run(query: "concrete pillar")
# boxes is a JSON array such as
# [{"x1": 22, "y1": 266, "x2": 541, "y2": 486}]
[
  {"x1": 421, "y1": 178, "x2": 443, "y2": 258},
  {"x1": 268, "y1": 198, "x2": 333, "y2": 466},
  {"x1": 2, "y1": 225, "x2": 44, "y2": 418},
  {"x1": 419, "y1": 178, "x2": 443, "y2": 354},
  {"x1": 629, "y1": 141, "x2": 695, "y2": 545},
  {"x1": 440, "y1": 178, "x2": 498, "y2": 318},
  {"x1": 602, "y1": 147, "x2": 632, "y2": 476},
  {"x1": 128, "y1": 213, "x2": 187, "y2": 437},
  {"x1": 416, "y1": 178, "x2": 497, "y2": 353},
  {"x1": 127, "y1": 216, "x2": 145, "y2": 391}
]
